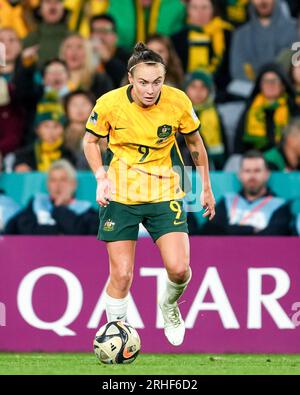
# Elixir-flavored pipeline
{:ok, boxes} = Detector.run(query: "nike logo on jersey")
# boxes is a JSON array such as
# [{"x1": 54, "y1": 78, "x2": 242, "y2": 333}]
[{"x1": 115, "y1": 127, "x2": 126, "y2": 130}]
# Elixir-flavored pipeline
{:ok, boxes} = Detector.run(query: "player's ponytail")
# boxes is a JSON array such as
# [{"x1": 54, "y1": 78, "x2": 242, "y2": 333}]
[{"x1": 127, "y1": 41, "x2": 165, "y2": 74}]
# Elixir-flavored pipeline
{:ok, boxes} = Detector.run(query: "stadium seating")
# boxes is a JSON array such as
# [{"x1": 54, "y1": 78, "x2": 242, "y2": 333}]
[{"x1": 1, "y1": 171, "x2": 299, "y2": 209}]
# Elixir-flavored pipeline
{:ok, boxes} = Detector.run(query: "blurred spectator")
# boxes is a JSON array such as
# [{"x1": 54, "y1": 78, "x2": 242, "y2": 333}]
[
  {"x1": 107, "y1": 0, "x2": 186, "y2": 51},
  {"x1": 5, "y1": 159, "x2": 99, "y2": 235},
  {"x1": 42, "y1": 58, "x2": 71, "y2": 98},
  {"x1": 289, "y1": 64, "x2": 300, "y2": 107},
  {"x1": 146, "y1": 34, "x2": 184, "y2": 88},
  {"x1": 64, "y1": 0, "x2": 108, "y2": 38},
  {"x1": 0, "y1": 28, "x2": 26, "y2": 159},
  {"x1": 234, "y1": 63, "x2": 299, "y2": 153},
  {"x1": 0, "y1": 151, "x2": 21, "y2": 231},
  {"x1": 0, "y1": 77, "x2": 25, "y2": 158},
  {"x1": 0, "y1": 28, "x2": 22, "y2": 81},
  {"x1": 230, "y1": 0, "x2": 298, "y2": 82},
  {"x1": 59, "y1": 33, "x2": 113, "y2": 97},
  {"x1": 11, "y1": 54, "x2": 71, "y2": 146},
  {"x1": 180, "y1": 69, "x2": 228, "y2": 169},
  {"x1": 64, "y1": 90, "x2": 94, "y2": 169},
  {"x1": 193, "y1": 150, "x2": 292, "y2": 235},
  {"x1": 264, "y1": 117, "x2": 300, "y2": 170},
  {"x1": 23, "y1": 0, "x2": 70, "y2": 68},
  {"x1": 90, "y1": 14, "x2": 129, "y2": 88},
  {"x1": 0, "y1": 0, "x2": 38, "y2": 39},
  {"x1": 219, "y1": 0, "x2": 250, "y2": 27},
  {"x1": 171, "y1": 0, "x2": 233, "y2": 96},
  {"x1": 13, "y1": 99, "x2": 74, "y2": 172}
]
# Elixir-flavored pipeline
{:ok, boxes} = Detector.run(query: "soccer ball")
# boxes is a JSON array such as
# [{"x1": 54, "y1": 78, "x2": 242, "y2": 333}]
[{"x1": 93, "y1": 321, "x2": 141, "y2": 364}]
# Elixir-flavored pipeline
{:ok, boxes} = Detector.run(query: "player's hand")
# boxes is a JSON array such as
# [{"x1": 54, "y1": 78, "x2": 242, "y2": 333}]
[
  {"x1": 200, "y1": 189, "x2": 216, "y2": 221},
  {"x1": 96, "y1": 176, "x2": 116, "y2": 207}
]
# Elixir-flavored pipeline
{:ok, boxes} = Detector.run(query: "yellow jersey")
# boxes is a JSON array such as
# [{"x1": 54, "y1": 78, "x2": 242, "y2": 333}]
[{"x1": 86, "y1": 84, "x2": 200, "y2": 204}]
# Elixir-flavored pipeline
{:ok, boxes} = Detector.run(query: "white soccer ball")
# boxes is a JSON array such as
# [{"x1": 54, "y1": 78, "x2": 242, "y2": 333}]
[{"x1": 93, "y1": 321, "x2": 141, "y2": 364}]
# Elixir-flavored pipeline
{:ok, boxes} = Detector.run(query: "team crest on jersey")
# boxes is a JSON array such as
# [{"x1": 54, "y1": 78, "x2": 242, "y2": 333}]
[
  {"x1": 89, "y1": 111, "x2": 98, "y2": 125},
  {"x1": 103, "y1": 219, "x2": 115, "y2": 231},
  {"x1": 157, "y1": 124, "x2": 172, "y2": 139}
]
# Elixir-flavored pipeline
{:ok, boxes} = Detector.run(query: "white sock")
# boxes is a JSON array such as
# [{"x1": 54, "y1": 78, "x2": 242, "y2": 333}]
[
  {"x1": 161, "y1": 268, "x2": 192, "y2": 305},
  {"x1": 105, "y1": 292, "x2": 129, "y2": 322}
]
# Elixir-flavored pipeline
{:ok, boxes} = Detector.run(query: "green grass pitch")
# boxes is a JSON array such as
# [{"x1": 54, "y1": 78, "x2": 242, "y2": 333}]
[{"x1": 0, "y1": 353, "x2": 300, "y2": 375}]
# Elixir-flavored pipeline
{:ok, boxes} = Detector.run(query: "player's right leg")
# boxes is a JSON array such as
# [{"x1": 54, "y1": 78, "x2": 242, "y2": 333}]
[
  {"x1": 105, "y1": 240, "x2": 136, "y2": 322},
  {"x1": 97, "y1": 201, "x2": 140, "y2": 323}
]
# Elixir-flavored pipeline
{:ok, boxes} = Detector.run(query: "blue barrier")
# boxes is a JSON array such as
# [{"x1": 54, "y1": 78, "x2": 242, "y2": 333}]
[{"x1": 1, "y1": 171, "x2": 300, "y2": 210}]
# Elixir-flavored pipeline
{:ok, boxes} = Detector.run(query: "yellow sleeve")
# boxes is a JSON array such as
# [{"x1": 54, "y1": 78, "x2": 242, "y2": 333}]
[
  {"x1": 178, "y1": 94, "x2": 201, "y2": 135},
  {"x1": 86, "y1": 99, "x2": 110, "y2": 137}
]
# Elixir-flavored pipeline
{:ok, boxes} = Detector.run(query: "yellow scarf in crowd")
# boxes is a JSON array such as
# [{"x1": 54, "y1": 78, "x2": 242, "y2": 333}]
[
  {"x1": 65, "y1": 0, "x2": 108, "y2": 37},
  {"x1": 244, "y1": 93, "x2": 289, "y2": 149},
  {"x1": 35, "y1": 138, "x2": 64, "y2": 172},
  {"x1": 136, "y1": 0, "x2": 161, "y2": 43},
  {"x1": 195, "y1": 102, "x2": 224, "y2": 155},
  {"x1": 187, "y1": 17, "x2": 232, "y2": 73}
]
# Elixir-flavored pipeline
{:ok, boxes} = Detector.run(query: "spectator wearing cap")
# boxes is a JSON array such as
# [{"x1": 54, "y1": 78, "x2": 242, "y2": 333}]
[
  {"x1": 13, "y1": 98, "x2": 75, "y2": 172},
  {"x1": 5, "y1": 159, "x2": 99, "y2": 235},
  {"x1": 89, "y1": 14, "x2": 129, "y2": 88},
  {"x1": 230, "y1": 0, "x2": 298, "y2": 82},
  {"x1": 234, "y1": 63, "x2": 300, "y2": 153},
  {"x1": 179, "y1": 69, "x2": 228, "y2": 169},
  {"x1": 264, "y1": 117, "x2": 300, "y2": 171}
]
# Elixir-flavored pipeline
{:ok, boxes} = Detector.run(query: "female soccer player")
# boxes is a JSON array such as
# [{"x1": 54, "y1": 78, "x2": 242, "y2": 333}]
[{"x1": 83, "y1": 42, "x2": 215, "y2": 346}]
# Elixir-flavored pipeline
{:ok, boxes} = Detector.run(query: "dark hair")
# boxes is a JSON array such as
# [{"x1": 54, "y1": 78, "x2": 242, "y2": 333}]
[
  {"x1": 63, "y1": 90, "x2": 96, "y2": 117},
  {"x1": 127, "y1": 42, "x2": 165, "y2": 73},
  {"x1": 241, "y1": 150, "x2": 268, "y2": 168},
  {"x1": 42, "y1": 58, "x2": 68, "y2": 77},
  {"x1": 90, "y1": 13, "x2": 116, "y2": 32}
]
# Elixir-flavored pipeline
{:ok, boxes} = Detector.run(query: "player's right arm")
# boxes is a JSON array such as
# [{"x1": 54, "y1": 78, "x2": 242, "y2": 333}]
[
  {"x1": 83, "y1": 132, "x2": 114, "y2": 207},
  {"x1": 83, "y1": 100, "x2": 115, "y2": 207}
]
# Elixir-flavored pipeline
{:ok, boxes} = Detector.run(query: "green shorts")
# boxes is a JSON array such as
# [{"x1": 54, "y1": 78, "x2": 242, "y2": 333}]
[{"x1": 98, "y1": 200, "x2": 188, "y2": 242}]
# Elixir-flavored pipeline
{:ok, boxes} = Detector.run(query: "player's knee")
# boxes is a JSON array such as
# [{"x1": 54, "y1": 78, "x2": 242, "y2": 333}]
[
  {"x1": 174, "y1": 266, "x2": 190, "y2": 283},
  {"x1": 169, "y1": 261, "x2": 190, "y2": 284},
  {"x1": 111, "y1": 269, "x2": 133, "y2": 292}
]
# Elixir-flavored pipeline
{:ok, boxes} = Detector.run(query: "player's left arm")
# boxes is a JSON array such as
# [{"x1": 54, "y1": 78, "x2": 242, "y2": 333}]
[{"x1": 184, "y1": 132, "x2": 216, "y2": 220}]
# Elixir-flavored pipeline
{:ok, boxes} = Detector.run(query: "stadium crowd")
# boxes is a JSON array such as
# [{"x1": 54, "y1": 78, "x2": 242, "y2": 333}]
[{"x1": 0, "y1": 0, "x2": 300, "y2": 235}]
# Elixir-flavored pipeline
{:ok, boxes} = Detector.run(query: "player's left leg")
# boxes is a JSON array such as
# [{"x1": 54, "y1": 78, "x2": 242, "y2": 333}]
[{"x1": 156, "y1": 232, "x2": 191, "y2": 346}]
